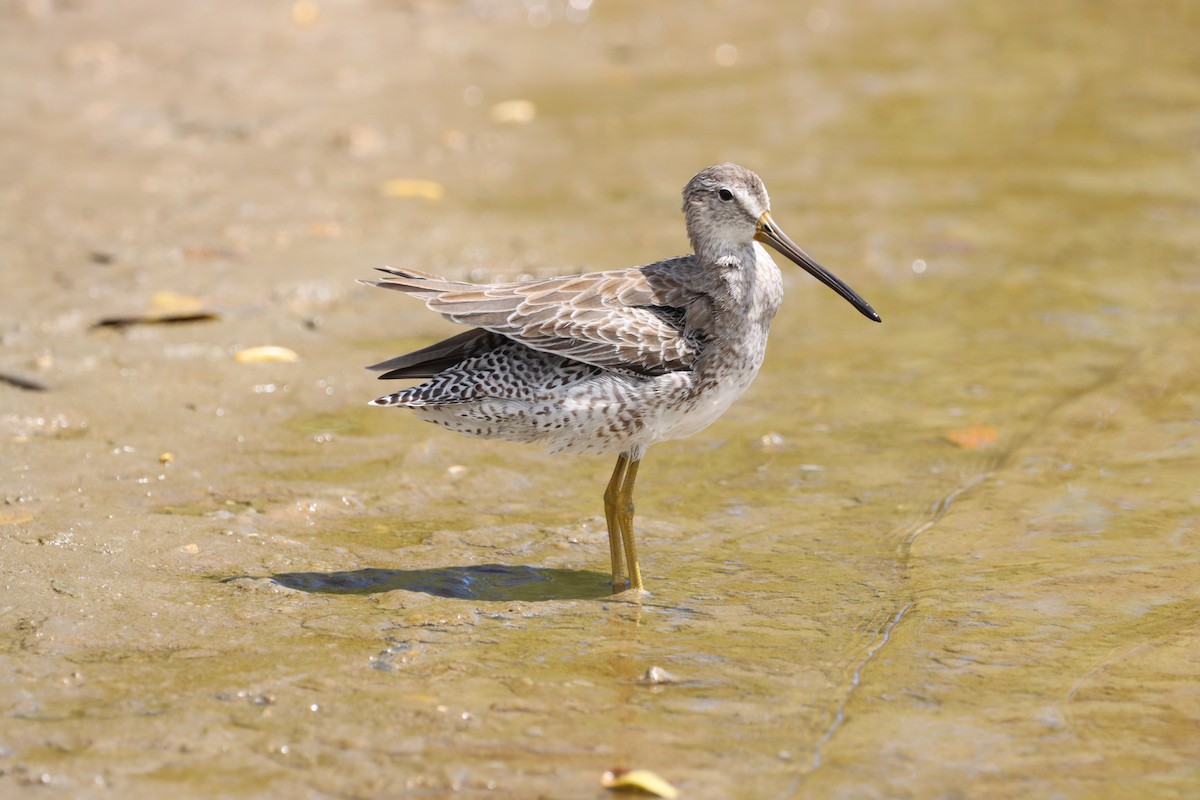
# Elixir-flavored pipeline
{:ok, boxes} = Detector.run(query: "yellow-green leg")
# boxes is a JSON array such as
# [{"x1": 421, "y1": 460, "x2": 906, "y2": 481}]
[
  {"x1": 603, "y1": 453, "x2": 630, "y2": 591},
  {"x1": 617, "y1": 456, "x2": 643, "y2": 591}
]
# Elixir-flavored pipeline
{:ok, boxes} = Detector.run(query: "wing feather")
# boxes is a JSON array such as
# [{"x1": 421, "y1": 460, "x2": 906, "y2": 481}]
[{"x1": 359, "y1": 259, "x2": 705, "y2": 375}]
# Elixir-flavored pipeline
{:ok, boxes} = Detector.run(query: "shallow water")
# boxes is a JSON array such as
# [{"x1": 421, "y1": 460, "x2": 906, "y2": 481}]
[{"x1": 2, "y1": 1, "x2": 1198, "y2": 797}]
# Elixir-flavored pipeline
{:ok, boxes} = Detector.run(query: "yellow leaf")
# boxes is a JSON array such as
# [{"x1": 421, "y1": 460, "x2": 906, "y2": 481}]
[
  {"x1": 235, "y1": 345, "x2": 300, "y2": 363},
  {"x1": 601, "y1": 769, "x2": 678, "y2": 799},
  {"x1": 379, "y1": 179, "x2": 445, "y2": 202},
  {"x1": 149, "y1": 291, "x2": 206, "y2": 315},
  {"x1": 489, "y1": 99, "x2": 536, "y2": 124},
  {"x1": 93, "y1": 292, "x2": 219, "y2": 328},
  {"x1": 0, "y1": 508, "x2": 33, "y2": 526},
  {"x1": 945, "y1": 424, "x2": 998, "y2": 449},
  {"x1": 292, "y1": 0, "x2": 319, "y2": 26}
]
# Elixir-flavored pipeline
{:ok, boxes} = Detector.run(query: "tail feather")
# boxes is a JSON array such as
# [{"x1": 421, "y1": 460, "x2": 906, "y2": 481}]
[
  {"x1": 374, "y1": 265, "x2": 442, "y2": 280},
  {"x1": 357, "y1": 266, "x2": 468, "y2": 297}
]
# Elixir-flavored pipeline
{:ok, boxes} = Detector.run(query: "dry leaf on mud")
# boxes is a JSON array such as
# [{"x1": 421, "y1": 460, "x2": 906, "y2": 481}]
[
  {"x1": 0, "y1": 372, "x2": 48, "y2": 392},
  {"x1": 601, "y1": 768, "x2": 678, "y2": 798},
  {"x1": 490, "y1": 99, "x2": 536, "y2": 124},
  {"x1": 234, "y1": 345, "x2": 300, "y2": 363},
  {"x1": 0, "y1": 508, "x2": 34, "y2": 526},
  {"x1": 292, "y1": 0, "x2": 319, "y2": 26},
  {"x1": 94, "y1": 290, "x2": 219, "y2": 328},
  {"x1": 944, "y1": 424, "x2": 998, "y2": 449},
  {"x1": 379, "y1": 178, "x2": 445, "y2": 202}
]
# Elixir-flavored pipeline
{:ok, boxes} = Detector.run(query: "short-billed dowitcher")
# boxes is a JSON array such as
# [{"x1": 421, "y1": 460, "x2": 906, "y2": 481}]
[{"x1": 362, "y1": 163, "x2": 880, "y2": 592}]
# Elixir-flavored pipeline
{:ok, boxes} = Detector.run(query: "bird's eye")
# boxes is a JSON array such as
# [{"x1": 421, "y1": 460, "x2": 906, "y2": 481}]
[{"x1": 717, "y1": 188, "x2": 734, "y2": 202}]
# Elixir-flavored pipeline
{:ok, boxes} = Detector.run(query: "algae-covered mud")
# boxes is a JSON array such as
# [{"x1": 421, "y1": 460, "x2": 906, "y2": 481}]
[{"x1": 2, "y1": 1, "x2": 1198, "y2": 797}]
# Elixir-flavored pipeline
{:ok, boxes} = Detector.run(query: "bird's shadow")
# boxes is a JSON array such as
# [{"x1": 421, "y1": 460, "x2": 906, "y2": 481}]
[{"x1": 264, "y1": 563, "x2": 616, "y2": 602}]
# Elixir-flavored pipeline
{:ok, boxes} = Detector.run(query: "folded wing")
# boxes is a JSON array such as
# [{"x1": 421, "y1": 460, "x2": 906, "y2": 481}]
[{"x1": 359, "y1": 261, "x2": 703, "y2": 376}]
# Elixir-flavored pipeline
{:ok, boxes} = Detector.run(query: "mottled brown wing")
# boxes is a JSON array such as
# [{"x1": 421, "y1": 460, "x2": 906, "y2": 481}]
[{"x1": 360, "y1": 261, "x2": 704, "y2": 375}]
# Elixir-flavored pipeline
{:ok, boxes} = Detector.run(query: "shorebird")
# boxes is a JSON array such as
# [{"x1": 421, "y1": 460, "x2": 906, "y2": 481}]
[{"x1": 362, "y1": 163, "x2": 880, "y2": 592}]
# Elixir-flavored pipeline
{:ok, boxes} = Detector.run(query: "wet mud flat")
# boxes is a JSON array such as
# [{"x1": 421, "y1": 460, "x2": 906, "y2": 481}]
[{"x1": 3, "y1": 1, "x2": 1200, "y2": 797}]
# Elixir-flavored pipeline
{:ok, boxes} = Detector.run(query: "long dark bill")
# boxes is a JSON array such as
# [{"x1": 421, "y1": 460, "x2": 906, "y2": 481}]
[{"x1": 755, "y1": 212, "x2": 881, "y2": 322}]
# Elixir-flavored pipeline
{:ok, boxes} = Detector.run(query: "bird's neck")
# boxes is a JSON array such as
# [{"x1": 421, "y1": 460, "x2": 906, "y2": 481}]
[
  {"x1": 689, "y1": 228, "x2": 755, "y2": 263},
  {"x1": 706, "y1": 243, "x2": 782, "y2": 315}
]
